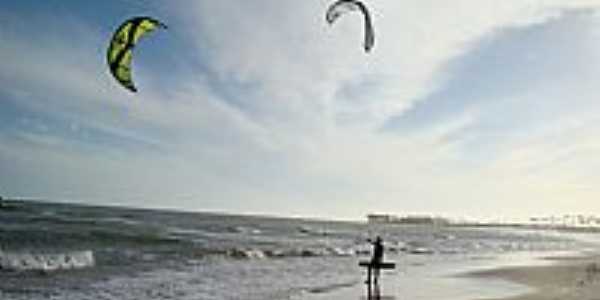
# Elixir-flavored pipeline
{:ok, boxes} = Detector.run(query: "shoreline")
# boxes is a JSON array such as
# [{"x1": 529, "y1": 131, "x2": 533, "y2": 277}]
[
  {"x1": 298, "y1": 251, "x2": 600, "y2": 300},
  {"x1": 466, "y1": 253, "x2": 600, "y2": 300}
]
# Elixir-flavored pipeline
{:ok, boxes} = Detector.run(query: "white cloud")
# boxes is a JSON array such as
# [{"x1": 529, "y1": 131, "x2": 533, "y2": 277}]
[{"x1": 3, "y1": 1, "x2": 600, "y2": 219}]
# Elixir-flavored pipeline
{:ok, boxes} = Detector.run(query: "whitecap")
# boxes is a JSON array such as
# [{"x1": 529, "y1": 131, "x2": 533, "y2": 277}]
[
  {"x1": 0, "y1": 250, "x2": 95, "y2": 272},
  {"x1": 226, "y1": 248, "x2": 267, "y2": 259}
]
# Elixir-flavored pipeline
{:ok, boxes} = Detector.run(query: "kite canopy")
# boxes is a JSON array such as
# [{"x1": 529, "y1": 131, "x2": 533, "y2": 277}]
[
  {"x1": 107, "y1": 17, "x2": 167, "y2": 93},
  {"x1": 326, "y1": 0, "x2": 375, "y2": 53}
]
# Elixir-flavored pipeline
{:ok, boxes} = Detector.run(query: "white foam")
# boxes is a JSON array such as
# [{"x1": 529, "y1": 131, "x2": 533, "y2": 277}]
[
  {"x1": 226, "y1": 246, "x2": 357, "y2": 259},
  {"x1": 0, "y1": 250, "x2": 95, "y2": 272},
  {"x1": 227, "y1": 248, "x2": 267, "y2": 259},
  {"x1": 327, "y1": 247, "x2": 354, "y2": 257}
]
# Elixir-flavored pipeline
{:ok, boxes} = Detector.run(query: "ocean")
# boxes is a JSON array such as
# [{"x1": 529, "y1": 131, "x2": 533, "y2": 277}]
[{"x1": 0, "y1": 201, "x2": 591, "y2": 300}]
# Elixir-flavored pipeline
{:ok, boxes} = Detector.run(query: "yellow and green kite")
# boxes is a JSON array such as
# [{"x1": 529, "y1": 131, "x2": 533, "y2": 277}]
[{"x1": 107, "y1": 17, "x2": 167, "y2": 93}]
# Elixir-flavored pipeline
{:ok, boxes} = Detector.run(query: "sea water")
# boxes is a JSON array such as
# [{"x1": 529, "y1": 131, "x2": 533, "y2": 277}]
[{"x1": 0, "y1": 201, "x2": 589, "y2": 300}]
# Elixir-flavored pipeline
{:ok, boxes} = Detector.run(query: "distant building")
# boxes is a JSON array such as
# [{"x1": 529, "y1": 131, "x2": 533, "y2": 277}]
[
  {"x1": 529, "y1": 214, "x2": 600, "y2": 228},
  {"x1": 367, "y1": 214, "x2": 450, "y2": 226},
  {"x1": 367, "y1": 214, "x2": 395, "y2": 223},
  {"x1": 399, "y1": 216, "x2": 450, "y2": 226}
]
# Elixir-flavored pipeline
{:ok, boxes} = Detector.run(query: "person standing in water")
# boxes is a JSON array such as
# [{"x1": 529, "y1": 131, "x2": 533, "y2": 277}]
[{"x1": 368, "y1": 236, "x2": 384, "y2": 284}]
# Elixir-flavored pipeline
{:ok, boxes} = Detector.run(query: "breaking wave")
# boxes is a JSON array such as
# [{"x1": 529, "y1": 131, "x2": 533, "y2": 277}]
[
  {"x1": 224, "y1": 246, "x2": 360, "y2": 259},
  {"x1": 0, "y1": 250, "x2": 95, "y2": 272}
]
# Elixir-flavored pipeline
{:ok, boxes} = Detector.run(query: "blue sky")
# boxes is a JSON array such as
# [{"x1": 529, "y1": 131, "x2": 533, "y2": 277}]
[{"x1": 2, "y1": 1, "x2": 600, "y2": 220}]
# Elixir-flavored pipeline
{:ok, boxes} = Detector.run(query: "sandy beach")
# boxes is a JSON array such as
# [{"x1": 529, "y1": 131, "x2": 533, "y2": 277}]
[
  {"x1": 299, "y1": 252, "x2": 600, "y2": 300},
  {"x1": 470, "y1": 254, "x2": 600, "y2": 300}
]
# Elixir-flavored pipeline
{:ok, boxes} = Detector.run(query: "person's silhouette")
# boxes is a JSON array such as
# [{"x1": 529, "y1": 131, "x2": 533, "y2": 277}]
[{"x1": 368, "y1": 236, "x2": 384, "y2": 284}]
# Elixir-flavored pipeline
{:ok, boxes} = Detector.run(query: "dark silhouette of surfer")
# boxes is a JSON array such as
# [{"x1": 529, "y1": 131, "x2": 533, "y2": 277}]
[{"x1": 367, "y1": 236, "x2": 384, "y2": 284}]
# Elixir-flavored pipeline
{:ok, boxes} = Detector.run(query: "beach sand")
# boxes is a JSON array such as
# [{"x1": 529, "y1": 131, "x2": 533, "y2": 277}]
[
  {"x1": 469, "y1": 255, "x2": 600, "y2": 300},
  {"x1": 300, "y1": 253, "x2": 600, "y2": 300}
]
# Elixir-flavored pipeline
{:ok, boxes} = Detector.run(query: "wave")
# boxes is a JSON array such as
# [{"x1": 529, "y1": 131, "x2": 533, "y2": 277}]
[
  {"x1": 28, "y1": 214, "x2": 140, "y2": 228},
  {"x1": 304, "y1": 281, "x2": 358, "y2": 294},
  {"x1": 100, "y1": 217, "x2": 140, "y2": 226},
  {"x1": 0, "y1": 250, "x2": 95, "y2": 272},
  {"x1": 408, "y1": 247, "x2": 435, "y2": 255},
  {"x1": 219, "y1": 240, "x2": 449, "y2": 260},
  {"x1": 297, "y1": 226, "x2": 329, "y2": 236},
  {"x1": 227, "y1": 248, "x2": 268, "y2": 259},
  {"x1": 226, "y1": 226, "x2": 262, "y2": 235},
  {"x1": 224, "y1": 246, "x2": 358, "y2": 260}
]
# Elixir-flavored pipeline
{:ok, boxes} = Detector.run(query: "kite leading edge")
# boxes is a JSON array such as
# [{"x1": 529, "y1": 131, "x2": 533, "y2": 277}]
[
  {"x1": 107, "y1": 16, "x2": 167, "y2": 93},
  {"x1": 326, "y1": 0, "x2": 375, "y2": 53}
]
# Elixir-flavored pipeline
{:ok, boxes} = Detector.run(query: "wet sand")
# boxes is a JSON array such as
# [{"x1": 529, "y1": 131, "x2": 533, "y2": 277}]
[
  {"x1": 469, "y1": 254, "x2": 600, "y2": 300},
  {"x1": 300, "y1": 253, "x2": 600, "y2": 300}
]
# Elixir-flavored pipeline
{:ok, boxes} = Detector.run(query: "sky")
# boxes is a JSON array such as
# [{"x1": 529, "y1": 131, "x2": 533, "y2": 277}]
[{"x1": 2, "y1": 1, "x2": 600, "y2": 221}]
